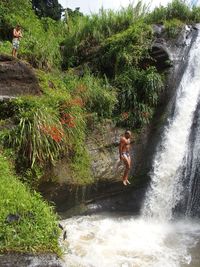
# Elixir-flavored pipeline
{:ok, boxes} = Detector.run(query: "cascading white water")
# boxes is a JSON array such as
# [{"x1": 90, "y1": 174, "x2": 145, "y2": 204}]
[
  {"x1": 60, "y1": 30, "x2": 200, "y2": 267},
  {"x1": 142, "y1": 31, "x2": 200, "y2": 221}
]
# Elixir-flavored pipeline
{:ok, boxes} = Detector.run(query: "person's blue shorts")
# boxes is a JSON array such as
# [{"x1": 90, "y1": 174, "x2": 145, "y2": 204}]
[{"x1": 12, "y1": 38, "x2": 20, "y2": 50}]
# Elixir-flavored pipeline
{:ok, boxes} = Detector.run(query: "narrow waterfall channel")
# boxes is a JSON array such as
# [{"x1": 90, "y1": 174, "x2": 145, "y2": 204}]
[{"x1": 61, "y1": 29, "x2": 200, "y2": 267}]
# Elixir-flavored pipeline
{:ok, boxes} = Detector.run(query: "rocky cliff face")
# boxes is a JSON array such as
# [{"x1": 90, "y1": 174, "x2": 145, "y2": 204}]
[{"x1": 0, "y1": 54, "x2": 41, "y2": 99}]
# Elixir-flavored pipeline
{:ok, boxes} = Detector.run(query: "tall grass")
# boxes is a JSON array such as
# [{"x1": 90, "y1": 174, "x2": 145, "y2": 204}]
[
  {"x1": 62, "y1": 1, "x2": 148, "y2": 68},
  {"x1": 146, "y1": 0, "x2": 200, "y2": 23}
]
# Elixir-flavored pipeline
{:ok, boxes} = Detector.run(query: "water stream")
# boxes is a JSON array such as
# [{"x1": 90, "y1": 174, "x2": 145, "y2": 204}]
[{"x1": 61, "y1": 30, "x2": 200, "y2": 267}]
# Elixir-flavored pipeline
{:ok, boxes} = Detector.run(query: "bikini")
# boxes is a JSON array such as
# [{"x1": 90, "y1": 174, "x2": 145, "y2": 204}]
[{"x1": 122, "y1": 151, "x2": 130, "y2": 157}]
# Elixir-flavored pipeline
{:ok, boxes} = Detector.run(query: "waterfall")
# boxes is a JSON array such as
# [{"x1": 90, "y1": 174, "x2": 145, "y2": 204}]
[
  {"x1": 142, "y1": 30, "x2": 200, "y2": 221},
  {"x1": 178, "y1": 101, "x2": 200, "y2": 217}
]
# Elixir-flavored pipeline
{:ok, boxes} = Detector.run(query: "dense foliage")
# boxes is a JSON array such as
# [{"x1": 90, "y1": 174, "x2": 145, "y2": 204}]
[
  {"x1": 114, "y1": 67, "x2": 163, "y2": 128},
  {"x1": 0, "y1": 154, "x2": 60, "y2": 253},
  {"x1": 146, "y1": 0, "x2": 200, "y2": 24},
  {"x1": 62, "y1": 3, "x2": 147, "y2": 68}
]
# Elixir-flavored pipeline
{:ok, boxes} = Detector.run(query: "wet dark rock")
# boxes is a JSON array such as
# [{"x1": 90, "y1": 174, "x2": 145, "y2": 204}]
[
  {"x1": 5, "y1": 214, "x2": 21, "y2": 224},
  {"x1": 63, "y1": 230, "x2": 67, "y2": 241},
  {"x1": 176, "y1": 101, "x2": 200, "y2": 217},
  {"x1": 150, "y1": 24, "x2": 195, "y2": 70},
  {"x1": 0, "y1": 254, "x2": 64, "y2": 267},
  {"x1": 58, "y1": 223, "x2": 64, "y2": 230},
  {"x1": 58, "y1": 223, "x2": 67, "y2": 240},
  {"x1": 153, "y1": 23, "x2": 165, "y2": 37},
  {"x1": 5, "y1": 212, "x2": 36, "y2": 224}
]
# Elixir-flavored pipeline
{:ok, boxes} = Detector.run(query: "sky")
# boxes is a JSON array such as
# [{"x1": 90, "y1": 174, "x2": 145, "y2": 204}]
[{"x1": 58, "y1": 0, "x2": 173, "y2": 14}]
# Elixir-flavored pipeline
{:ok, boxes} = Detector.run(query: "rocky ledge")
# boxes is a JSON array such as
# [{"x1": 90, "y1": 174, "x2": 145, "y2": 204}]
[{"x1": 0, "y1": 54, "x2": 41, "y2": 99}]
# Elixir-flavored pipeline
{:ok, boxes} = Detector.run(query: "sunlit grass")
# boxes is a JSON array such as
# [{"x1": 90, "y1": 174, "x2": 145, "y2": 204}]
[{"x1": 0, "y1": 154, "x2": 61, "y2": 254}]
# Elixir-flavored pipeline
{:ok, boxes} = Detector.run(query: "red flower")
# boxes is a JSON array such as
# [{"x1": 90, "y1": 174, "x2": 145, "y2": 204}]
[
  {"x1": 40, "y1": 125, "x2": 64, "y2": 143},
  {"x1": 60, "y1": 113, "x2": 76, "y2": 128},
  {"x1": 141, "y1": 112, "x2": 150, "y2": 118},
  {"x1": 121, "y1": 112, "x2": 129, "y2": 119}
]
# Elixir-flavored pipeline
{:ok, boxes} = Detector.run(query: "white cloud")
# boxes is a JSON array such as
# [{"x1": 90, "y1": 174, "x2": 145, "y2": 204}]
[
  {"x1": 98, "y1": 0, "x2": 132, "y2": 11},
  {"x1": 59, "y1": 0, "x2": 100, "y2": 14}
]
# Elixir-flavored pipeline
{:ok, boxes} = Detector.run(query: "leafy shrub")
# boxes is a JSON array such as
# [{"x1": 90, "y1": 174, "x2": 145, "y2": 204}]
[
  {"x1": 114, "y1": 67, "x2": 163, "y2": 128},
  {"x1": 7, "y1": 98, "x2": 66, "y2": 168},
  {"x1": 191, "y1": 6, "x2": 200, "y2": 22},
  {"x1": 166, "y1": 0, "x2": 191, "y2": 21},
  {"x1": 0, "y1": 41, "x2": 12, "y2": 54},
  {"x1": 0, "y1": 88, "x2": 86, "y2": 184},
  {"x1": 145, "y1": 6, "x2": 168, "y2": 24},
  {"x1": 99, "y1": 21, "x2": 153, "y2": 77},
  {"x1": 62, "y1": 70, "x2": 117, "y2": 119},
  {"x1": 146, "y1": 0, "x2": 194, "y2": 24}
]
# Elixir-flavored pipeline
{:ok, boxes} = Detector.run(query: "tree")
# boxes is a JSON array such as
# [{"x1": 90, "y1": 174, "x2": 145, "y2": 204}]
[{"x1": 32, "y1": 0, "x2": 63, "y2": 21}]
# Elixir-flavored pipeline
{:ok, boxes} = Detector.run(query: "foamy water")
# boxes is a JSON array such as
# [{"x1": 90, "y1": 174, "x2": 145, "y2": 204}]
[{"x1": 61, "y1": 215, "x2": 200, "y2": 267}]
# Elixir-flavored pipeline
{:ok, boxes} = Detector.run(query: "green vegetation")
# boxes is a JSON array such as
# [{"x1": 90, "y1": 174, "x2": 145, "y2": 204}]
[
  {"x1": 62, "y1": 2, "x2": 148, "y2": 68},
  {"x1": 99, "y1": 21, "x2": 153, "y2": 77},
  {"x1": 0, "y1": 0, "x2": 200, "y2": 254},
  {"x1": 164, "y1": 18, "x2": 184, "y2": 38},
  {"x1": 0, "y1": 70, "x2": 116, "y2": 185},
  {"x1": 0, "y1": 154, "x2": 60, "y2": 253},
  {"x1": 114, "y1": 67, "x2": 163, "y2": 128},
  {"x1": 146, "y1": 0, "x2": 200, "y2": 23},
  {"x1": 0, "y1": 0, "x2": 65, "y2": 69}
]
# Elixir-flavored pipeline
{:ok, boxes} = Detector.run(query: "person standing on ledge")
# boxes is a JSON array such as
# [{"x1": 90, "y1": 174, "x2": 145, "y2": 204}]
[
  {"x1": 119, "y1": 130, "x2": 132, "y2": 186},
  {"x1": 12, "y1": 25, "x2": 23, "y2": 58}
]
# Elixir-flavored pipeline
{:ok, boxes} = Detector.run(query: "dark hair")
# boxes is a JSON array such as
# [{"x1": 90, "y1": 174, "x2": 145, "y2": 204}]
[{"x1": 125, "y1": 130, "x2": 131, "y2": 135}]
